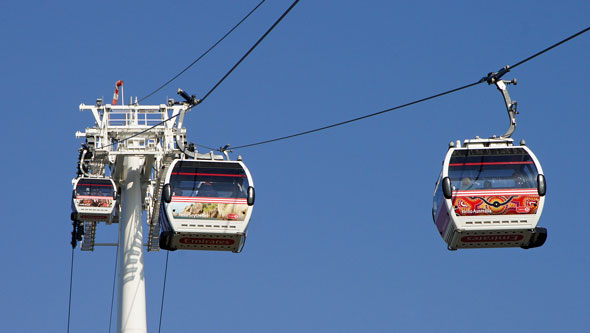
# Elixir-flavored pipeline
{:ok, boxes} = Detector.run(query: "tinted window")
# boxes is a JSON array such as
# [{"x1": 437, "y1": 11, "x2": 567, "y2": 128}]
[
  {"x1": 449, "y1": 148, "x2": 538, "y2": 190},
  {"x1": 76, "y1": 179, "x2": 115, "y2": 197},
  {"x1": 170, "y1": 162, "x2": 250, "y2": 198}
]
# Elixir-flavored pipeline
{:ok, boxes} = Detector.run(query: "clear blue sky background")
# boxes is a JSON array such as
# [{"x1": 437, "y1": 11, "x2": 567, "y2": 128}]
[{"x1": 1, "y1": 1, "x2": 588, "y2": 332}]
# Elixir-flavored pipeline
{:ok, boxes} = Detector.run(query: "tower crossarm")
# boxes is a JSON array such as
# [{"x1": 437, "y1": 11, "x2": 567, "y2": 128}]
[
  {"x1": 75, "y1": 99, "x2": 192, "y2": 252},
  {"x1": 78, "y1": 102, "x2": 188, "y2": 157}
]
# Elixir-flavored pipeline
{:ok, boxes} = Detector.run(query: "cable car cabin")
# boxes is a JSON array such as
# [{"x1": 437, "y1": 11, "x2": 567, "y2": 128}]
[
  {"x1": 72, "y1": 177, "x2": 117, "y2": 223},
  {"x1": 432, "y1": 138, "x2": 547, "y2": 250},
  {"x1": 159, "y1": 159, "x2": 255, "y2": 253}
]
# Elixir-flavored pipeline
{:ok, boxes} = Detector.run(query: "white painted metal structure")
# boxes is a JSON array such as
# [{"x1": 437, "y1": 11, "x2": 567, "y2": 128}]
[
  {"x1": 74, "y1": 97, "x2": 197, "y2": 332},
  {"x1": 117, "y1": 155, "x2": 146, "y2": 332},
  {"x1": 75, "y1": 99, "x2": 187, "y2": 253}
]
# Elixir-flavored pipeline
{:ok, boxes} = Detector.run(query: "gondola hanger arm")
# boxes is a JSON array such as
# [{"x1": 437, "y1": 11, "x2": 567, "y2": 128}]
[
  {"x1": 484, "y1": 66, "x2": 518, "y2": 138},
  {"x1": 174, "y1": 89, "x2": 198, "y2": 159},
  {"x1": 219, "y1": 144, "x2": 233, "y2": 160},
  {"x1": 174, "y1": 89, "x2": 224, "y2": 160}
]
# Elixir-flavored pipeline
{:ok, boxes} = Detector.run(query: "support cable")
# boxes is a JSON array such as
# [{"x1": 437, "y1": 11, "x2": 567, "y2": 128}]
[
  {"x1": 98, "y1": 23, "x2": 588, "y2": 152},
  {"x1": 223, "y1": 25, "x2": 590, "y2": 150},
  {"x1": 509, "y1": 25, "x2": 590, "y2": 70},
  {"x1": 108, "y1": 246, "x2": 119, "y2": 333},
  {"x1": 138, "y1": 0, "x2": 267, "y2": 103},
  {"x1": 158, "y1": 251, "x2": 170, "y2": 333},
  {"x1": 194, "y1": 142, "x2": 217, "y2": 151},
  {"x1": 67, "y1": 248, "x2": 75, "y2": 333},
  {"x1": 200, "y1": 0, "x2": 300, "y2": 103},
  {"x1": 231, "y1": 80, "x2": 483, "y2": 149},
  {"x1": 95, "y1": 0, "x2": 300, "y2": 151}
]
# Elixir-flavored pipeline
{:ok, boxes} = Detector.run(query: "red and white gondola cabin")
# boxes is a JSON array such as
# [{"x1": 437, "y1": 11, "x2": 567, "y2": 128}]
[
  {"x1": 432, "y1": 138, "x2": 547, "y2": 250},
  {"x1": 72, "y1": 177, "x2": 117, "y2": 223},
  {"x1": 159, "y1": 159, "x2": 255, "y2": 253}
]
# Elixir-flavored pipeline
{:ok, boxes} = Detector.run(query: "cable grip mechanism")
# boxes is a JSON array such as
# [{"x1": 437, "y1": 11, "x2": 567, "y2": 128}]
[
  {"x1": 484, "y1": 66, "x2": 518, "y2": 138},
  {"x1": 219, "y1": 144, "x2": 232, "y2": 160},
  {"x1": 177, "y1": 88, "x2": 201, "y2": 106}
]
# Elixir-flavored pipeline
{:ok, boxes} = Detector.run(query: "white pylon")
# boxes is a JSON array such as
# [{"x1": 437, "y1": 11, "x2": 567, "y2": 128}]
[
  {"x1": 117, "y1": 155, "x2": 147, "y2": 333},
  {"x1": 76, "y1": 96, "x2": 189, "y2": 332}
]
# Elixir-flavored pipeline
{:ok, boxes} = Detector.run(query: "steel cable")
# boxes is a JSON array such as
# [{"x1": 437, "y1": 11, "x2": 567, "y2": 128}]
[
  {"x1": 139, "y1": 0, "x2": 267, "y2": 103},
  {"x1": 67, "y1": 249, "x2": 75, "y2": 333},
  {"x1": 158, "y1": 251, "x2": 170, "y2": 333},
  {"x1": 108, "y1": 246, "x2": 119, "y2": 333},
  {"x1": 510, "y1": 25, "x2": 590, "y2": 70},
  {"x1": 231, "y1": 80, "x2": 483, "y2": 150},
  {"x1": 95, "y1": 0, "x2": 300, "y2": 151},
  {"x1": 225, "y1": 25, "x2": 590, "y2": 150},
  {"x1": 98, "y1": 22, "x2": 589, "y2": 153},
  {"x1": 199, "y1": 0, "x2": 300, "y2": 103}
]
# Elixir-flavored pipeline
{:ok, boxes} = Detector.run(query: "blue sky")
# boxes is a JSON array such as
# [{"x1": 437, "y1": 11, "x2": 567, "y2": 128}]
[{"x1": 1, "y1": 1, "x2": 589, "y2": 332}]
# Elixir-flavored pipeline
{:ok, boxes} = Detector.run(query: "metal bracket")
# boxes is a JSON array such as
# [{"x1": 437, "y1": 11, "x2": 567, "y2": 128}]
[
  {"x1": 70, "y1": 219, "x2": 84, "y2": 249},
  {"x1": 177, "y1": 88, "x2": 201, "y2": 106},
  {"x1": 174, "y1": 89, "x2": 226, "y2": 161},
  {"x1": 173, "y1": 102, "x2": 196, "y2": 159},
  {"x1": 484, "y1": 66, "x2": 518, "y2": 138},
  {"x1": 219, "y1": 144, "x2": 232, "y2": 160}
]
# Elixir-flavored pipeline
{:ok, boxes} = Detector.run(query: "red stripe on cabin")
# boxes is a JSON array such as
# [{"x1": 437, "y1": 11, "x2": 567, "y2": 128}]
[
  {"x1": 454, "y1": 189, "x2": 538, "y2": 196},
  {"x1": 172, "y1": 172, "x2": 246, "y2": 177},
  {"x1": 76, "y1": 196, "x2": 114, "y2": 199},
  {"x1": 171, "y1": 196, "x2": 247, "y2": 204},
  {"x1": 449, "y1": 161, "x2": 534, "y2": 166},
  {"x1": 77, "y1": 183, "x2": 113, "y2": 187}
]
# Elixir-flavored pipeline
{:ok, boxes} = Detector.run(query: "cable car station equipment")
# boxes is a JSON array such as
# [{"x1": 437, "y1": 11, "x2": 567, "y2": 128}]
[{"x1": 71, "y1": 89, "x2": 255, "y2": 333}]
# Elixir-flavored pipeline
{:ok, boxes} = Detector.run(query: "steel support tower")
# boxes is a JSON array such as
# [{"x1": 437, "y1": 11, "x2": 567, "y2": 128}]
[{"x1": 74, "y1": 97, "x2": 192, "y2": 332}]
